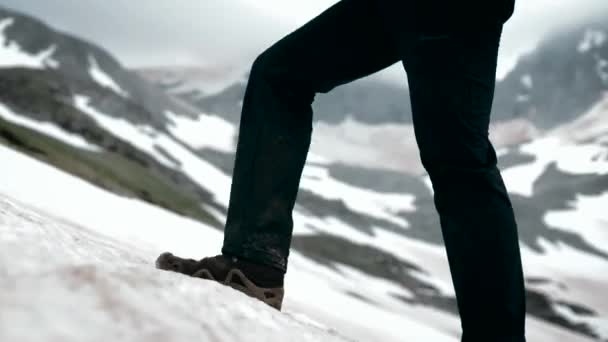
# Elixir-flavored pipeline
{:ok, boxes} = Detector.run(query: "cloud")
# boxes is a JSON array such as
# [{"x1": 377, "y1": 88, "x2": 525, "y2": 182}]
[
  {"x1": 499, "y1": 0, "x2": 608, "y2": 77},
  {"x1": 1, "y1": 0, "x2": 607, "y2": 79},
  {"x1": 0, "y1": 0, "x2": 284, "y2": 68}
]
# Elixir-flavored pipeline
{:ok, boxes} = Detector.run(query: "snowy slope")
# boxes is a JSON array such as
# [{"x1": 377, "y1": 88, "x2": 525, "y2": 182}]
[
  {"x1": 0, "y1": 17, "x2": 58, "y2": 69},
  {"x1": 2, "y1": 89, "x2": 607, "y2": 339},
  {"x1": 0, "y1": 197, "x2": 351, "y2": 342},
  {"x1": 0, "y1": 145, "x2": 455, "y2": 342},
  {"x1": 1, "y1": 135, "x2": 603, "y2": 342}
]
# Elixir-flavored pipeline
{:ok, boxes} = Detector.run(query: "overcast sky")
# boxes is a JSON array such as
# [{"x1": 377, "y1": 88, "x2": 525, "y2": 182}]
[{"x1": 1, "y1": 0, "x2": 608, "y2": 81}]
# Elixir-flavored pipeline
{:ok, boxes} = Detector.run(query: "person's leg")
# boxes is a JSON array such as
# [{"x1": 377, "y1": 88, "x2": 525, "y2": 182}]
[
  {"x1": 403, "y1": 27, "x2": 526, "y2": 341},
  {"x1": 221, "y1": 0, "x2": 400, "y2": 272}
]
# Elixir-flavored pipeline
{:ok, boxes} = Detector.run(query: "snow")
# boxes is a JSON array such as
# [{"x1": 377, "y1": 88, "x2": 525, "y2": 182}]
[
  {"x1": 0, "y1": 102, "x2": 100, "y2": 152},
  {"x1": 292, "y1": 212, "x2": 456, "y2": 298},
  {"x1": 597, "y1": 56, "x2": 608, "y2": 83},
  {"x1": 0, "y1": 102, "x2": 101, "y2": 152},
  {"x1": 520, "y1": 238, "x2": 608, "y2": 337},
  {"x1": 553, "y1": 304, "x2": 608, "y2": 340},
  {"x1": 311, "y1": 116, "x2": 538, "y2": 175},
  {"x1": 74, "y1": 95, "x2": 178, "y2": 168},
  {"x1": 305, "y1": 152, "x2": 332, "y2": 165},
  {"x1": 0, "y1": 197, "x2": 351, "y2": 342},
  {"x1": 311, "y1": 117, "x2": 424, "y2": 174},
  {"x1": 0, "y1": 18, "x2": 59, "y2": 69},
  {"x1": 422, "y1": 175, "x2": 434, "y2": 195},
  {"x1": 0, "y1": 144, "x2": 456, "y2": 342},
  {"x1": 544, "y1": 192, "x2": 608, "y2": 255},
  {"x1": 165, "y1": 111, "x2": 236, "y2": 152},
  {"x1": 0, "y1": 144, "x2": 222, "y2": 258},
  {"x1": 521, "y1": 74, "x2": 533, "y2": 89},
  {"x1": 0, "y1": 139, "x2": 601, "y2": 342},
  {"x1": 139, "y1": 65, "x2": 249, "y2": 98},
  {"x1": 503, "y1": 95, "x2": 608, "y2": 196},
  {"x1": 74, "y1": 95, "x2": 232, "y2": 207},
  {"x1": 502, "y1": 136, "x2": 608, "y2": 197},
  {"x1": 88, "y1": 55, "x2": 129, "y2": 98},
  {"x1": 578, "y1": 29, "x2": 607, "y2": 54},
  {"x1": 76, "y1": 95, "x2": 414, "y2": 226},
  {"x1": 300, "y1": 162, "x2": 415, "y2": 228},
  {"x1": 490, "y1": 119, "x2": 540, "y2": 148},
  {"x1": 551, "y1": 94, "x2": 608, "y2": 143}
]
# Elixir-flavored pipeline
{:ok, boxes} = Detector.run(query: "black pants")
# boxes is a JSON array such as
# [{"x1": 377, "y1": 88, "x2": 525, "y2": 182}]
[{"x1": 221, "y1": 0, "x2": 526, "y2": 340}]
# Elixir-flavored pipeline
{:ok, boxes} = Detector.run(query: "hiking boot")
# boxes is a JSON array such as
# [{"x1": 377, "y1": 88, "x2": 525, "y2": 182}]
[{"x1": 155, "y1": 252, "x2": 285, "y2": 310}]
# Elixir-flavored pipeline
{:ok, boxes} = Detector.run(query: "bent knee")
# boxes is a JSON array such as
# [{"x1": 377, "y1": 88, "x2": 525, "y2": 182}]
[{"x1": 420, "y1": 143, "x2": 498, "y2": 176}]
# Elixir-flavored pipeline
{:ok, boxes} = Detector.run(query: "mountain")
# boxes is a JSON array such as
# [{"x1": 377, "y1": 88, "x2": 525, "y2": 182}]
[
  {"x1": 1, "y1": 5, "x2": 607, "y2": 341},
  {"x1": 493, "y1": 13, "x2": 608, "y2": 128},
  {"x1": 136, "y1": 13, "x2": 607, "y2": 174},
  {"x1": 138, "y1": 65, "x2": 413, "y2": 126},
  {"x1": 0, "y1": 6, "x2": 226, "y2": 228},
  {"x1": 139, "y1": 11, "x2": 608, "y2": 132}
]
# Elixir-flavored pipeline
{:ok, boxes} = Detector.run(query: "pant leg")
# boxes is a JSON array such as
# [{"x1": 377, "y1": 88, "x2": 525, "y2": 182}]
[
  {"x1": 403, "y1": 27, "x2": 527, "y2": 341},
  {"x1": 221, "y1": 0, "x2": 400, "y2": 272}
]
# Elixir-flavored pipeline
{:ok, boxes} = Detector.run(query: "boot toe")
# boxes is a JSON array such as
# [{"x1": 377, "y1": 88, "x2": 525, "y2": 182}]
[{"x1": 155, "y1": 252, "x2": 177, "y2": 270}]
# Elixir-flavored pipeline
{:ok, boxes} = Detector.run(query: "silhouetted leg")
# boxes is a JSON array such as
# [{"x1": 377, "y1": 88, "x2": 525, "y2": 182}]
[
  {"x1": 404, "y1": 28, "x2": 526, "y2": 341},
  {"x1": 222, "y1": 0, "x2": 400, "y2": 271}
]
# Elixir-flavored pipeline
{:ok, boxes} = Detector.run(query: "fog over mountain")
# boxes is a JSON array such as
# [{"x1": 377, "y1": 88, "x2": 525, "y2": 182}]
[{"x1": 1, "y1": 0, "x2": 608, "y2": 80}]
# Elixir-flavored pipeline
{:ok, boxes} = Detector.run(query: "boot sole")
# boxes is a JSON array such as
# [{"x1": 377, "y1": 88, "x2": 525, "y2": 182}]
[{"x1": 193, "y1": 268, "x2": 284, "y2": 311}]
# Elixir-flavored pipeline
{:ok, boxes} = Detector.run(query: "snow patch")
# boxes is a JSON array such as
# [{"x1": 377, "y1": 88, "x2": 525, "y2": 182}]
[
  {"x1": 74, "y1": 95, "x2": 232, "y2": 206},
  {"x1": 597, "y1": 56, "x2": 608, "y2": 83},
  {"x1": 0, "y1": 102, "x2": 100, "y2": 152},
  {"x1": 544, "y1": 192, "x2": 608, "y2": 255},
  {"x1": 0, "y1": 197, "x2": 351, "y2": 342},
  {"x1": 553, "y1": 304, "x2": 608, "y2": 340},
  {"x1": 300, "y1": 162, "x2": 415, "y2": 228},
  {"x1": 422, "y1": 175, "x2": 434, "y2": 195},
  {"x1": 550, "y1": 94, "x2": 608, "y2": 143},
  {"x1": 165, "y1": 111, "x2": 235, "y2": 152},
  {"x1": 74, "y1": 95, "x2": 178, "y2": 168},
  {"x1": 578, "y1": 29, "x2": 607, "y2": 53},
  {"x1": 312, "y1": 116, "x2": 538, "y2": 175},
  {"x1": 521, "y1": 74, "x2": 533, "y2": 89},
  {"x1": 292, "y1": 212, "x2": 455, "y2": 298},
  {"x1": 0, "y1": 18, "x2": 59, "y2": 69},
  {"x1": 311, "y1": 117, "x2": 424, "y2": 174},
  {"x1": 490, "y1": 119, "x2": 540, "y2": 148},
  {"x1": 521, "y1": 239, "x2": 608, "y2": 340},
  {"x1": 502, "y1": 137, "x2": 608, "y2": 197},
  {"x1": 88, "y1": 55, "x2": 129, "y2": 97},
  {"x1": 516, "y1": 94, "x2": 531, "y2": 103}
]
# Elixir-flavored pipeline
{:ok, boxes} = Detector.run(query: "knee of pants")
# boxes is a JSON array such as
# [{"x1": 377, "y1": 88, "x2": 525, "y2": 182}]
[
  {"x1": 419, "y1": 140, "x2": 498, "y2": 179},
  {"x1": 248, "y1": 50, "x2": 316, "y2": 102}
]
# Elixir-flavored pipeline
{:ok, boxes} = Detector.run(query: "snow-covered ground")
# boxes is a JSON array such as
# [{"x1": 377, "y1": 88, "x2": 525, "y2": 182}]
[
  {"x1": 0, "y1": 17, "x2": 59, "y2": 69},
  {"x1": 502, "y1": 95, "x2": 608, "y2": 197},
  {"x1": 0, "y1": 143, "x2": 457, "y2": 342},
  {"x1": 2, "y1": 90, "x2": 607, "y2": 340},
  {"x1": 136, "y1": 65, "x2": 249, "y2": 98},
  {"x1": 87, "y1": 55, "x2": 129, "y2": 98},
  {"x1": 166, "y1": 111, "x2": 236, "y2": 153},
  {"x1": 0, "y1": 195, "x2": 351, "y2": 342},
  {"x1": 311, "y1": 116, "x2": 539, "y2": 175},
  {"x1": 1, "y1": 136, "x2": 601, "y2": 341},
  {"x1": 75, "y1": 96, "x2": 417, "y2": 232},
  {"x1": 0, "y1": 102, "x2": 100, "y2": 152}
]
